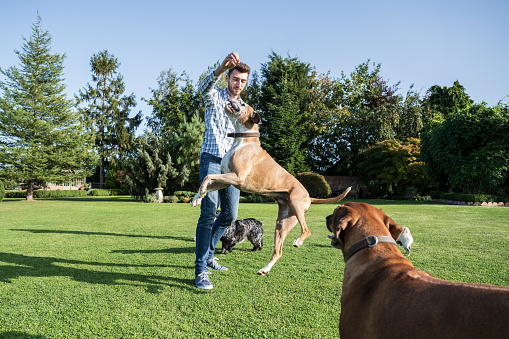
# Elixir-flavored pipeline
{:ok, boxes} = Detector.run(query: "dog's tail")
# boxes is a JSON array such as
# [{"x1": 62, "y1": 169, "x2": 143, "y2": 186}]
[{"x1": 310, "y1": 187, "x2": 351, "y2": 204}]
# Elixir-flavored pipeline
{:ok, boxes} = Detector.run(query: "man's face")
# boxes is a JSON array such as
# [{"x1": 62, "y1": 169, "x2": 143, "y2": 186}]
[{"x1": 226, "y1": 69, "x2": 248, "y2": 99}]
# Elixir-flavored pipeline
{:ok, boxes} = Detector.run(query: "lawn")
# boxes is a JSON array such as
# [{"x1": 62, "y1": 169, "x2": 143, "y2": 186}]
[{"x1": 0, "y1": 197, "x2": 508, "y2": 338}]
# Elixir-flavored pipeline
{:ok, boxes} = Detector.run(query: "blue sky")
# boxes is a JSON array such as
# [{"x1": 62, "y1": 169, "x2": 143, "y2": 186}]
[{"x1": 1, "y1": 0, "x2": 507, "y2": 132}]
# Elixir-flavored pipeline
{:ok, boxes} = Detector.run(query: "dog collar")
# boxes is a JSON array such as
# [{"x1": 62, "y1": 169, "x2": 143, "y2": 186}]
[
  {"x1": 227, "y1": 132, "x2": 260, "y2": 138},
  {"x1": 344, "y1": 235, "x2": 397, "y2": 262}
]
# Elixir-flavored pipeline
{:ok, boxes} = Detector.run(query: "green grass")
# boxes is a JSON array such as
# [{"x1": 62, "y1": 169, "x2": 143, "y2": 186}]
[{"x1": 1, "y1": 197, "x2": 508, "y2": 338}]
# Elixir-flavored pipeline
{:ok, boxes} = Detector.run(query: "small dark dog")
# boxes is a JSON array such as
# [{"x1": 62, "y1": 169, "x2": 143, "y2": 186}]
[{"x1": 220, "y1": 218, "x2": 264, "y2": 254}]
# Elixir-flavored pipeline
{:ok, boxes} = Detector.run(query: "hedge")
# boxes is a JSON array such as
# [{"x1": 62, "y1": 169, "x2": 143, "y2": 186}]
[
  {"x1": 430, "y1": 191, "x2": 508, "y2": 203},
  {"x1": 90, "y1": 189, "x2": 129, "y2": 196},
  {"x1": 5, "y1": 190, "x2": 87, "y2": 199}
]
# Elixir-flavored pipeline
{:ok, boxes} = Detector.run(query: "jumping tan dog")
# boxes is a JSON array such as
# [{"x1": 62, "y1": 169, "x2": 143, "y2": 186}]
[
  {"x1": 326, "y1": 202, "x2": 509, "y2": 339},
  {"x1": 192, "y1": 99, "x2": 350, "y2": 275}
]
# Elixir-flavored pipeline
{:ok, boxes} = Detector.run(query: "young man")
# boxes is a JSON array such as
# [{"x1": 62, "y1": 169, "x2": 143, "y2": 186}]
[{"x1": 195, "y1": 52, "x2": 250, "y2": 289}]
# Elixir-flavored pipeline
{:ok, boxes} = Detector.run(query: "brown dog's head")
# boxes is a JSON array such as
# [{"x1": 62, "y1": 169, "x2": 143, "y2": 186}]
[
  {"x1": 225, "y1": 99, "x2": 261, "y2": 129},
  {"x1": 326, "y1": 202, "x2": 411, "y2": 256}
]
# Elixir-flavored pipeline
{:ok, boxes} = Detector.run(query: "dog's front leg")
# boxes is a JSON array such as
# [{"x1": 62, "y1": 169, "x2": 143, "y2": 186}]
[{"x1": 191, "y1": 173, "x2": 243, "y2": 207}]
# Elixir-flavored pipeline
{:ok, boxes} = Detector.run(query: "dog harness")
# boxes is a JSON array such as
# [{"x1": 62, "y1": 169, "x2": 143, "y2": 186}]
[{"x1": 345, "y1": 235, "x2": 398, "y2": 262}]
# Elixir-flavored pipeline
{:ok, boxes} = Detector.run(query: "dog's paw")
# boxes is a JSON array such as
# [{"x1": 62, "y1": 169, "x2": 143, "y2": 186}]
[
  {"x1": 293, "y1": 238, "x2": 304, "y2": 247},
  {"x1": 257, "y1": 268, "x2": 269, "y2": 275},
  {"x1": 191, "y1": 195, "x2": 202, "y2": 207}
]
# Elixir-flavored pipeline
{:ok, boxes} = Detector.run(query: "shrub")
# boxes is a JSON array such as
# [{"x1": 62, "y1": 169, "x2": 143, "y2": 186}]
[
  {"x1": 144, "y1": 193, "x2": 158, "y2": 203},
  {"x1": 431, "y1": 191, "x2": 508, "y2": 203},
  {"x1": 173, "y1": 191, "x2": 196, "y2": 198},
  {"x1": 90, "y1": 189, "x2": 129, "y2": 196},
  {"x1": 35, "y1": 190, "x2": 87, "y2": 198},
  {"x1": 165, "y1": 196, "x2": 180, "y2": 203},
  {"x1": 5, "y1": 190, "x2": 88, "y2": 199},
  {"x1": 0, "y1": 181, "x2": 4, "y2": 202},
  {"x1": 295, "y1": 172, "x2": 331, "y2": 198},
  {"x1": 5, "y1": 191, "x2": 26, "y2": 198}
]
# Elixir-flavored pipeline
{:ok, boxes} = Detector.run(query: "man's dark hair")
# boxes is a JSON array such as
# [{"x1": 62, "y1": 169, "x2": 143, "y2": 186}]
[{"x1": 228, "y1": 62, "x2": 250, "y2": 77}]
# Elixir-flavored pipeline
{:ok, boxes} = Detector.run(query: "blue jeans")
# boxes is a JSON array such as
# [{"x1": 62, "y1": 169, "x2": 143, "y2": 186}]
[{"x1": 195, "y1": 152, "x2": 240, "y2": 274}]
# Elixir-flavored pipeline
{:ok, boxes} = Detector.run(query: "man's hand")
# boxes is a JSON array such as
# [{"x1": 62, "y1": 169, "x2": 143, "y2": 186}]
[{"x1": 214, "y1": 52, "x2": 240, "y2": 77}]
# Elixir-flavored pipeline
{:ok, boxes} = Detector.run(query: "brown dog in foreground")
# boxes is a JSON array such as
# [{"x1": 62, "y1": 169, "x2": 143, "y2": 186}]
[
  {"x1": 192, "y1": 99, "x2": 350, "y2": 275},
  {"x1": 326, "y1": 202, "x2": 509, "y2": 339}
]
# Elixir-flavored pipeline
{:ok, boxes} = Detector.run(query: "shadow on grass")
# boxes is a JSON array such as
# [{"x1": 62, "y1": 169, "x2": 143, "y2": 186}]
[
  {"x1": 0, "y1": 252, "x2": 195, "y2": 293},
  {"x1": 11, "y1": 229, "x2": 195, "y2": 242},
  {"x1": 111, "y1": 247, "x2": 195, "y2": 254}
]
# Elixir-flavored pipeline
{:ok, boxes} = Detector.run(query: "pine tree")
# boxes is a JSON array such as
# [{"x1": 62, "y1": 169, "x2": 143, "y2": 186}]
[
  {"x1": 0, "y1": 15, "x2": 97, "y2": 201},
  {"x1": 76, "y1": 50, "x2": 142, "y2": 188},
  {"x1": 259, "y1": 52, "x2": 311, "y2": 175}
]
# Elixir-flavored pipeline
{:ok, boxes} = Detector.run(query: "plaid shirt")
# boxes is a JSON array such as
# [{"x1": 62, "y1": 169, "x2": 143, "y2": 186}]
[{"x1": 200, "y1": 72, "x2": 243, "y2": 158}]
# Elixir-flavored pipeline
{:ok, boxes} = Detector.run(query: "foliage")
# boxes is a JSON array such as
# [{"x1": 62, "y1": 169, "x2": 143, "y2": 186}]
[
  {"x1": 125, "y1": 132, "x2": 183, "y2": 199},
  {"x1": 259, "y1": 52, "x2": 311, "y2": 175},
  {"x1": 0, "y1": 181, "x2": 4, "y2": 202},
  {"x1": 241, "y1": 70, "x2": 262, "y2": 110},
  {"x1": 421, "y1": 103, "x2": 509, "y2": 193},
  {"x1": 5, "y1": 189, "x2": 87, "y2": 198},
  {"x1": 105, "y1": 160, "x2": 126, "y2": 190},
  {"x1": 426, "y1": 80, "x2": 473, "y2": 116},
  {"x1": 430, "y1": 191, "x2": 508, "y2": 203},
  {"x1": 170, "y1": 112, "x2": 204, "y2": 192},
  {"x1": 76, "y1": 50, "x2": 142, "y2": 188},
  {"x1": 144, "y1": 69, "x2": 201, "y2": 136},
  {"x1": 295, "y1": 172, "x2": 332, "y2": 198},
  {"x1": 124, "y1": 112, "x2": 203, "y2": 199},
  {"x1": 0, "y1": 15, "x2": 97, "y2": 201},
  {"x1": 90, "y1": 188, "x2": 128, "y2": 196},
  {"x1": 238, "y1": 193, "x2": 275, "y2": 203},
  {"x1": 358, "y1": 138, "x2": 430, "y2": 197},
  {"x1": 308, "y1": 61, "x2": 404, "y2": 175}
]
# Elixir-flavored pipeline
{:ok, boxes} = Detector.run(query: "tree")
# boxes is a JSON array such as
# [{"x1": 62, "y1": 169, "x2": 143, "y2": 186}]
[
  {"x1": 75, "y1": 50, "x2": 142, "y2": 188},
  {"x1": 358, "y1": 138, "x2": 429, "y2": 197},
  {"x1": 426, "y1": 80, "x2": 473, "y2": 116},
  {"x1": 308, "y1": 61, "x2": 403, "y2": 175},
  {"x1": 241, "y1": 70, "x2": 262, "y2": 110},
  {"x1": 420, "y1": 103, "x2": 509, "y2": 193},
  {"x1": 259, "y1": 52, "x2": 311, "y2": 175},
  {"x1": 0, "y1": 15, "x2": 97, "y2": 201},
  {"x1": 395, "y1": 86, "x2": 434, "y2": 141},
  {"x1": 144, "y1": 69, "x2": 201, "y2": 136}
]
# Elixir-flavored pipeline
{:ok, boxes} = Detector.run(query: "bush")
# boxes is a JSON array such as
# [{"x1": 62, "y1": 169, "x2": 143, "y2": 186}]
[
  {"x1": 295, "y1": 172, "x2": 331, "y2": 198},
  {"x1": 5, "y1": 191, "x2": 26, "y2": 198},
  {"x1": 35, "y1": 190, "x2": 87, "y2": 198},
  {"x1": 90, "y1": 189, "x2": 129, "y2": 196},
  {"x1": 431, "y1": 191, "x2": 508, "y2": 203},
  {"x1": 4, "y1": 190, "x2": 88, "y2": 199},
  {"x1": 0, "y1": 181, "x2": 4, "y2": 202},
  {"x1": 173, "y1": 191, "x2": 196, "y2": 198},
  {"x1": 164, "y1": 195, "x2": 180, "y2": 203},
  {"x1": 239, "y1": 193, "x2": 274, "y2": 203}
]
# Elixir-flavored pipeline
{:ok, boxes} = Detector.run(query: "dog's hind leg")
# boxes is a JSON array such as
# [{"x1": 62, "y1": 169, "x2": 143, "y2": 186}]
[
  {"x1": 257, "y1": 205, "x2": 298, "y2": 275},
  {"x1": 291, "y1": 198, "x2": 312, "y2": 248}
]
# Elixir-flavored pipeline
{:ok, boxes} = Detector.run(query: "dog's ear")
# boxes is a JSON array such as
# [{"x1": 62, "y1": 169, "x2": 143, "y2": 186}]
[
  {"x1": 251, "y1": 111, "x2": 261, "y2": 124},
  {"x1": 331, "y1": 206, "x2": 353, "y2": 245},
  {"x1": 383, "y1": 213, "x2": 404, "y2": 240}
]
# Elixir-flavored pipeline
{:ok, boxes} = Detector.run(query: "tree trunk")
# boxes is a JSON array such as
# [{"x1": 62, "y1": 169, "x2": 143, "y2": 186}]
[
  {"x1": 100, "y1": 158, "x2": 105, "y2": 189},
  {"x1": 26, "y1": 181, "x2": 35, "y2": 201}
]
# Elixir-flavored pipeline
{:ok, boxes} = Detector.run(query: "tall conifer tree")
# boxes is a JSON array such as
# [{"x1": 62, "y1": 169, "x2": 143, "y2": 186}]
[
  {"x1": 76, "y1": 50, "x2": 142, "y2": 188},
  {"x1": 259, "y1": 52, "x2": 311, "y2": 175},
  {"x1": 0, "y1": 15, "x2": 97, "y2": 200}
]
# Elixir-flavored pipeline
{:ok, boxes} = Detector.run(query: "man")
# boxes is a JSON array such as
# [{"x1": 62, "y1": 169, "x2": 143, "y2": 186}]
[{"x1": 195, "y1": 52, "x2": 250, "y2": 290}]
